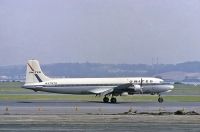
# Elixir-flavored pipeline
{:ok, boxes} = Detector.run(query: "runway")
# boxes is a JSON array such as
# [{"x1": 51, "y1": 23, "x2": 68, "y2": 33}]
[
  {"x1": 0, "y1": 100, "x2": 200, "y2": 115},
  {"x1": 0, "y1": 101, "x2": 200, "y2": 131},
  {"x1": 0, "y1": 114, "x2": 199, "y2": 132}
]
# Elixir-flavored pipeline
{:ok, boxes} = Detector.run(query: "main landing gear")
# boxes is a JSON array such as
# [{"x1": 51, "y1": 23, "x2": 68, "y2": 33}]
[
  {"x1": 103, "y1": 96, "x2": 109, "y2": 103},
  {"x1": 103, "y1": 95, "x2": 164, "y2": 103},
  {"x1": 103, "y1": 96, "x2": 117, "y2": 103},
  {"x1": 158, "y1": 95, "x2": 164, "y2": 103}
]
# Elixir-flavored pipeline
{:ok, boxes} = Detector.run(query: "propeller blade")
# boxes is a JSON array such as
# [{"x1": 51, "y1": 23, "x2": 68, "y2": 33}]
[
  {"x1": 140, "y1": 78, "x2": 143, "y2": 94},
  {"x1": 140, "y1": 88, "x2": 143, "y2": 94}
]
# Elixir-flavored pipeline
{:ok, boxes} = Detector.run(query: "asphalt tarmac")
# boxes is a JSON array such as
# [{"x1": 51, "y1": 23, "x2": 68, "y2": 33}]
[
  {"x1": 0, "y1": 100, "x2": 200, "y2": 115},
  {"x1": 0, "y1": 115, "x2": 199, "y2": 132},
  {"x1": 0, "y1": 101, "x2": 200, "y2": 131}
]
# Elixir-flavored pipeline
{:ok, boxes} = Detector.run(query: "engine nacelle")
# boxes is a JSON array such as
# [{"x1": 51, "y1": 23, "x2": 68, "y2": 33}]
[
  {"x1": 121, "y1": 92, "x2": 129, "y2": 96},
  {"x1": 129, "y1": 85, "x2": 143, "y2": 94},
  {"x1": 128, "y1": 91, "x2": 134, "y2": 95}
]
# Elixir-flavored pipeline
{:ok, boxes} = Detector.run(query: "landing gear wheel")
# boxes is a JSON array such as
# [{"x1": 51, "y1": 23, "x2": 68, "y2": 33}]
[
  {"x1": 158, "y1": 97, "x2": 164, "y2": 103},
  {"x1": 110, "y1": 97, "x2": 117, "y2": 103},
  {"x1": 103, "y1": 96, "x2": 109, "y2": 103}
]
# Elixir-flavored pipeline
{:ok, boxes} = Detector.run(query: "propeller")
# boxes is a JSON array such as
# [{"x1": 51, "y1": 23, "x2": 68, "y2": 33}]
[
  {"x1": 140, "y1": 78, "x2": 144, "y2": 94},
  {"x1": 130, "y1": 78, "x2": 144, "y2": 94}
]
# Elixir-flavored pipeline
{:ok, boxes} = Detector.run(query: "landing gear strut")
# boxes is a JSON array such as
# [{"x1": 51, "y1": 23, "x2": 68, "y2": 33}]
[{"x1": 158, "y1": 95, "x2": 164, "y2": 103}]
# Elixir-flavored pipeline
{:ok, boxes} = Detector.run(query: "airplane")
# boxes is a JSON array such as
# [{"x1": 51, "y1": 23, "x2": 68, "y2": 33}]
[{"x1": 22, "y1": 60, "x2": 174, "y2": 103}]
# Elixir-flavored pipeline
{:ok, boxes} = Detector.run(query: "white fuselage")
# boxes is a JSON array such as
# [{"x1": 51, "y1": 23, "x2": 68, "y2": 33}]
[{"x1": 23, "y1": 77, "x2": 169, "y2": 94}]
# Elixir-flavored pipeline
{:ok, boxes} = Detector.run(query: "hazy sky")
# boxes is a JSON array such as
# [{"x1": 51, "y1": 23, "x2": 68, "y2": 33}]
[{"x1": 0, "y1": 0, "x2": 200, "y2": 65}]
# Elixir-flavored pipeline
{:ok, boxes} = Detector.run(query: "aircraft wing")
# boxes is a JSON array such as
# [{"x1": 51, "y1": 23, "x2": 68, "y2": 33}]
[
  {"x1": 89, "y1": 87, "x2": 114, "y2": 96},
  {"x1": 113, "y1": 83, "x2": 133, "y2": 91},
  {"x1": 89, "y1": 83, "x2": 133, "y2": 96}
]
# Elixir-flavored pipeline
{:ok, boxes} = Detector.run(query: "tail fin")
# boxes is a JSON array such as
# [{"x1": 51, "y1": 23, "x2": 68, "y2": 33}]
[{"x1": 25, "y1": 60, "x2": 50, "y2": 84}]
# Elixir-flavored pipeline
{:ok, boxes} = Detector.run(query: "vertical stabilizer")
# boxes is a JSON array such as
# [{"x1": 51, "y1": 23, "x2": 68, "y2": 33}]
[{"x1": 25, "y1": 60, "x2": 50, "y2": 84}]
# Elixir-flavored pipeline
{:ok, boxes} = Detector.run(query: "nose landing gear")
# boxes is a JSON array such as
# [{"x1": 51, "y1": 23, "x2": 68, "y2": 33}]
[{"x1": 158, "y1": 95, "x2": 164, "y2": 103}]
